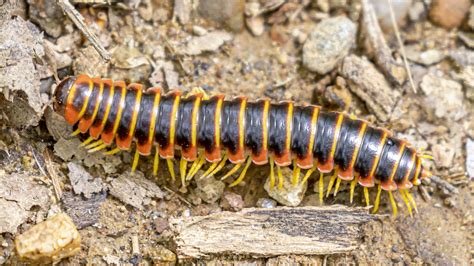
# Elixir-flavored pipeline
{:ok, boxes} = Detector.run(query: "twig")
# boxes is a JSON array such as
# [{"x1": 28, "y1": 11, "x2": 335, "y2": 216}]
[
  {"x1": 430, "y1": 175, "x2": 459, "y2": 195},
  {"x1": 163, "y1": 186, "x2": 192, "y2": 206},
  {"x1": 43, "y1": 149, "x2": 63, "y2": 201},
  {"x1": 30, "y1": 146, "x2": 48, "y2": 178},
  {"x1": 387, "y1": 0, "x2": 417, "y2": 93},
  {"x1": 58, "y1": 0, "x2": 111, "y2": 61}
]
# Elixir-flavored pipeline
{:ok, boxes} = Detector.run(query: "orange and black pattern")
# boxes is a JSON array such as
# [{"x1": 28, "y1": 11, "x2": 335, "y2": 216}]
[{"x1": 54, "y1": 74, "x2": 432, "y2": 216}]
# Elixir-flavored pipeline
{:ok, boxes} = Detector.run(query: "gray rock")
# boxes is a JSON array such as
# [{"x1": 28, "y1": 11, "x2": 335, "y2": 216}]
[
  {"x1": 371, "y1": 0, "x2": 412, "y2": 30},
  {"x1": 67, "y1": 162, "x2": 105, "y2": 199},
  {"x1": 420, "y1": 73, "x2": 466, "y2": 121},
  {"x1": 405, "y1": 47, "x2": 446, "y2": 66},
  {"x1": 263, "y1": 167, "x2": 307, "y2": 207},
  {"x1": 180, "y1": 31, "x2": 233, "y2": 56},
  {"x1": 302, "y1": 16, "x2": 356, "y2": 74},
  {"x1": 54, "y1": 138, "x2": 88, "y2": 161},
  {"x1": 194, "y1": 174, "x2": 225, "y2": 204},
  {"x1": 198, "y1": 0, "x2": 245, "y2": 32},
  {"x1": 0, "y1": 172, "x2": 50, "y2": 234},
  {"x1": 466, "y1": 138, "x2": 474, "y2": 180},
  {"x1": 173, "y1": 0, "x2": 192, "y2": 24},
  {"x1": 0, "y1": 17, "x2": 44, "y2": 127},
  {"x1": 108, "y1": 172, "x2": 165, "y2": 209}
]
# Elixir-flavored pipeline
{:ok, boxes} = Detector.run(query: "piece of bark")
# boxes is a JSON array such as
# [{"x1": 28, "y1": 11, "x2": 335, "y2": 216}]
[
  {"x1": 340, "y1": 55, "x2": 400, "y2": 122},
  {"x1": 170, "y1": 205, "x2": 372, "y2": 260},
  {"x1": 360, "y1": 0, "x2": 406, "y2": 86}
]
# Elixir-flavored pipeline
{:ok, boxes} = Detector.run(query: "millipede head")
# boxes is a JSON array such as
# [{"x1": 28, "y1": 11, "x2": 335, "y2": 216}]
[{"x1": 53, "y1": 76, "x2": 75, "y2": 115}]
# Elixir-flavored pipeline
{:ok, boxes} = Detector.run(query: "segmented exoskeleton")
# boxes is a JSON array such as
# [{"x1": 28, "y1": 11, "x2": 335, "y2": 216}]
[{"x1": 53, "y1": 74, "x2": 433, "y2": 215}]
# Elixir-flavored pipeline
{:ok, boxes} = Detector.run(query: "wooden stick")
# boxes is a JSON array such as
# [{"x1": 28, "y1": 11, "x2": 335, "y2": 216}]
[
  {"x1": 58, "y1": 0, "x2": 111, "y2": 61},
  {"x1": 387, "y1": 0, "x2": 417, "y2": 93},
  {"x1": 170, "y1": 205, "x2": 373, "y2": 261}
]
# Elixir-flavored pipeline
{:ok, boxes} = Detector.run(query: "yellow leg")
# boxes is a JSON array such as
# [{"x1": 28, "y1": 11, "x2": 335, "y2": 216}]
[
  {"x1": 201, "y1": 161, "x2": 218, "y2": 178},
  {"x1": 229, "y1": 157, "x2": 253, "y2": 187},
  {"x1": 372, "y1": 184, "x2": 382, "y2": 214},
  {"x1": 153, "y1": 148, "x2": 159, "y2": 176},
  {"x1": 180, "y1": 158, "x2": 187, "y2": 187},
  {"x1": 220, "y1": 163, "x2": 242, "y2": 180},
  {"x1": 277, "y1": 166, "x2": 284, "y2": 190},
  {"x1": 400, "y1": 189, "x2": 413, "y2": 217},
  {"x1": 84, "y1": 140, "x2": 104, "y2": 149},
  {"x1": 350, "y1": 176, "x2": 359, "y2": 204},
  {"x1": 208, "y1": 155, "x2": 228, "y2": 177},
  {"x1": 333, "y1": 177, "x2": 342, "y2": 197},
  {"x1": 302, "y1": 164, "x2": 317, "y2": 185},
  {"x1": 187, "y1": 154, "x2": 203, "y2": 178},
  {"x1": 291, "y1": 161, "x2": 301, "y2": 187},
  {"x1": 131, "y1": 149, "x2": 140, "y2": 172},
  {"x1": 79, "y1": 136, "x2": 94, "y2": 147},
  {"x1": 167, "y1": 159, "x2": 175, "y2": 181},
  {"x1": 188, "y1": 87, "x2": 210, "y2": 99},
  {"x1": 71, "y1": 128, "x2": 82, "y2": 136},
  {"x1": 388, "y1": 190, "x2": 398, "y2": 217},
  {"x1": 406, "y1": 190, "x2": 418, "y2": 213},
  {"x1": 104, "y1": 147, "x2": 121, "y2": 155},
  {"x1": 326, "y1": 171, "x2": 338, "y2": 197},
  {"x1": 269, "y1": 157, "x2": 275, "y2": 189},
  {"x1": 187, "y1": 155, "x2": 206, "y2": 180},
  {"x1": 319, "y1": 172, "x2": 324, "y2": 204},
  {"x1": 88, "y1": 143, "x2": 108, "y2": 153},
  {"x1": 363, "y1": 187, "x2": 370, "y2": 207}
]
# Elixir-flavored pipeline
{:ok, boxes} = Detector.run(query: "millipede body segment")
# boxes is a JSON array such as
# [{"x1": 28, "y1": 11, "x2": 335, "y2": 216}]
[{"x1": 54, "y1": 74, "x2": 432, "y2": 215}]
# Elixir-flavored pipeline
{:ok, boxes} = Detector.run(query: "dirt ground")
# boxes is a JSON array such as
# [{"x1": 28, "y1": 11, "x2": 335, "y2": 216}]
[{"x1": 0, "y1": 0, "x2": 473, "y2": 265}]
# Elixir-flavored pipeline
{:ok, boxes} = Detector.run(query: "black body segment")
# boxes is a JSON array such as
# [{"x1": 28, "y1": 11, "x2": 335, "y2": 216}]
[
  {"x1": 244, "y1": 101, "x2": 264, "y2": 156},
  {"x1": 82, "y1": 81, "x2": 100, "y2": 120},
  {"x1": 394, "y1": 148, "x2": 414, "y2": 184},
  {"x1": 103, "y1": 85, "x2": 123, "y2": 134},
  {"x1": 135, "y1": 93, "x2": 154, "y2": 146},
  {"x1": 116, "y1": 89, "x2": 137, "y2": 141},
  {"x1": 176, "y1": 95, "x2": 196, "y2": 151},
  {"x1": 92, "y1": 82, "x2": 111, "y2": 128},
  {"x1": 354, "y1": 127, "x2": 384, "y2": 178},
  {"x1": 375, "y1": 138, "x2": 403, "y2": 183},
  {"x1": 197, "y1": 97, "x2": 218, "y2": 152},
  {"x1": 155, "y1": 93, "x2": 175, "y2": 149},
  {"x1": 313, "y1": 112, "x2": 338, "y2": 164},
  {"x1": 220, "y1": 98, "x2": 243, "y2": 154},
  {"x1": 290, "y1": 106, "x2": 313, "y2": 159},
  {"x1": 268, "y1": 102, "x2": 289, "y2": 157},
  {"x1": 334, "y1": 118, "x2": 364, "y2": 171}
]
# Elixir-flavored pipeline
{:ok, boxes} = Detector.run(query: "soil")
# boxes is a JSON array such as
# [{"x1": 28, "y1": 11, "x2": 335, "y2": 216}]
[{"x1": 0, "y1": 0, "x2": 472, "y2": 265}]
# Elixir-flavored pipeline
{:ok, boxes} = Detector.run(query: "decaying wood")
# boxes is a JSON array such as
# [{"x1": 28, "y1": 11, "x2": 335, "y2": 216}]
[
  {"x1": 360, "y1": 0, "x2": 406, "y2": 86},
  {"x1": 340, "y1": 55, "x2": 400, "y2": 122},
  {"x1": 170, "y1": 205, "x2": 373, "y2": 260}
]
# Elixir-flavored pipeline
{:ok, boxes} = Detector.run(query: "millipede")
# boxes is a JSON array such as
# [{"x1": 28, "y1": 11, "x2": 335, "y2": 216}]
[{"x1": 53, "y1": 74, "x2": 433, "y2": 216}]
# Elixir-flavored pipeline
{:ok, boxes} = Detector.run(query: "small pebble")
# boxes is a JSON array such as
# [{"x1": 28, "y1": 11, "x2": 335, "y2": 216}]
[
  {"x1": 15, "y1": 213, "x2": 81, "y2": 264},
  {"x1": 302, "y1": 16, "x2": 356, "y2": 74},
  {"x1": 192, "y1": 25, "x2": 207, "y2": 36},
  {"x1": 246, "y1": 16, "x2": 265, "y2": 36},
  {"x1": 182, "y1": 209, "x2": 191, "y2": 217},
  {"x1": 443, "y1": 197, "x2": 455, "y2": 208},
  {"x1": 256, "y1": 198, "x2": 277, "y2": 208},
  {"x1": 241, "y1": 63, "x2": 252, "y2": 74},
  {"x1": 392, "y1": 245, "x2": 398, "y2": 253},
  {"x1": 429, "y1": 0, "x2": 470, "y2": 29}
]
